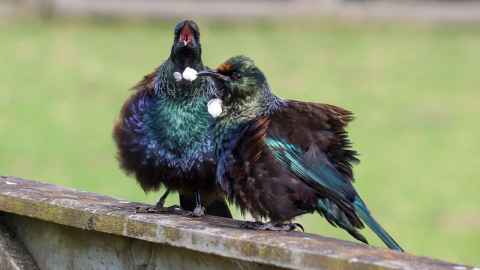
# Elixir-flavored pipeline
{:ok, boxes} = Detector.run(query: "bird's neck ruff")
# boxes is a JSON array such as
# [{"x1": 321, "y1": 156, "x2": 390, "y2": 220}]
[
  {"x1": 153, "y1": 59, "x2": 214, "y2": 98},
  {"x1": 212, "y1": 83, "x2": 285, "y2": 156},
  {"x1": 219, "y1": 83, "x2": 285, "y2": 126},
  {"x1": 171, "y1": 51, "x2": 202, "y2": 72}
]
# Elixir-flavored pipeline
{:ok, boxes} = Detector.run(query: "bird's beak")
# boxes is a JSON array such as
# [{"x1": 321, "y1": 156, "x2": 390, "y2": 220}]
[
  {"x1": 178, "y1": 23, "x2": 194, "y2": 47},
  {"x1": 197, "y1": 70, "x2": 231, "y2": 82}
]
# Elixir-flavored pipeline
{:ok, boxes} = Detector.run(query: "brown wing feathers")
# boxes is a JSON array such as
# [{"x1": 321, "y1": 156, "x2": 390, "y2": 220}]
[
  {"x1": 270, "y1": 100, "x2": 359, "y2": 181},
  {"x1": 239, "y1": 116, "x2": 271, "y2": 163}
]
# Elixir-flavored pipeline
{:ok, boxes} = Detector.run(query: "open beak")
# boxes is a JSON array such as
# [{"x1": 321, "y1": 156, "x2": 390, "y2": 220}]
[
  {"x1": 197, "y1": 70, "x2": 231, "y2": 82},
  {"x1": 178, "y1": 23, "x2": 194, "y2": 47}
]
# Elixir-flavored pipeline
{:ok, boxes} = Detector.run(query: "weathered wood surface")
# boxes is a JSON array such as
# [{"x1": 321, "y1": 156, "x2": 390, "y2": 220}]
[
  {"x1": 0, "y1": 176, "x2": 476, "y2": 270},
  {"x1": 1, "y1": 214, "x2": 279, "y2": 270}
]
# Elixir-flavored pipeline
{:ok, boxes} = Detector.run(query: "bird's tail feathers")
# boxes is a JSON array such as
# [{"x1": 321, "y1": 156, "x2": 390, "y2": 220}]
[
  {"x1": 353, "y1": 198, "x2": 404, "y2": 252},
  {"x1": 317, "y1": 199, "x2": 368, "y2": 245}
]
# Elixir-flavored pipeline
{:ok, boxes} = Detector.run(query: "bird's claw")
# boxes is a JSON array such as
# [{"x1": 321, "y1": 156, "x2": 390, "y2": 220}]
[
  {"x1": 291, "y1": 222, "x2": 305, "y2": 232},
  {"x1": 240, "y1": 221, "x2": 263, "y2": 230},
  {"x1": 241, "y1": 221, "x2": 304, "y2": 232},
  {"x1": 135, "y1": 205, "x2": 180, "y2": 214},
  {"x1": 193, "y1": 206, "x2": 205, "y2": 217},
  {"x1": 184, "y1": 205, "x2": 206, "y2": 217}
]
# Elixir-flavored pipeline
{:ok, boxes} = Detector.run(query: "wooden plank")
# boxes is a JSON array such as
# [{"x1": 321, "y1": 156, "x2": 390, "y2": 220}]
[
  {"x1": 0, "y1": 176, "x2": 476, "y2": 270},
  {"x1": 2, "y1": 214, "x2": 279, "y2": 270}
]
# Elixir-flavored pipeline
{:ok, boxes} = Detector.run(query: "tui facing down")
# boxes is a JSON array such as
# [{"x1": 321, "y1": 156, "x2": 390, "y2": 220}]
[
  {"x1": 197, "y1": 56, "x2": 403, "y2": 251},
  {"x1": 113, "y1": 20, "x2": 231, "y2": 218}
]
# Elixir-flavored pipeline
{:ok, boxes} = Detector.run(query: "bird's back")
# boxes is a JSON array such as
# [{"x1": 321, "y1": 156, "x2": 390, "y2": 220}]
[{"x1": 215, "y1": 101, "x2": 359, "y2": 222}]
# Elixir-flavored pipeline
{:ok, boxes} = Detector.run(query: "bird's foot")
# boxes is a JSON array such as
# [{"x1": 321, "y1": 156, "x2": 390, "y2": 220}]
[
  {"x1": 241, "y1": 221, "x2": 304, "y2": 232},
  {"x1": 240, "y1": 221, "x2": 263, "y2": 229},
  {"x1": 193, "y1": 205, "x2": 205, "y2": 217},
  {"x1": 135, "y1": 204, "x2": 180, "y2": 214},
  {"x1": 184, "y1": 205, "x2": 206, "y2": 217}
]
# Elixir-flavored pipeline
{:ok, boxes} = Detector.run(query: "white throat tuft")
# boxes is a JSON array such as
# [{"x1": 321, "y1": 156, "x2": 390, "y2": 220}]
[
  {"x1": 207, "y1": 98, "x2": 223, "y2": 118},
  {"x1": 182, "y1": 67, "x2": 198, "y2": 81}
]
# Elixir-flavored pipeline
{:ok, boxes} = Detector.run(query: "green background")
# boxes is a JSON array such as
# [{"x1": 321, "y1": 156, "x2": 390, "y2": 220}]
[{"x1": 1, "y1": 18, "x2": 479, "y2": 266}]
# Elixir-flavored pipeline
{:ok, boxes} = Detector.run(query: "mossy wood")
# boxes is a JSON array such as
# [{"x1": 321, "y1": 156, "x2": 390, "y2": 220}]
[{"x1": 0, "y1": 176, "x2": 475, "y2": 270}]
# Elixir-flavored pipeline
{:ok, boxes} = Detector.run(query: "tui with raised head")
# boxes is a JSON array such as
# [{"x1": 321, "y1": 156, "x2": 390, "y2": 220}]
[
  {"x1": 113, "y1": 20, "x2": 231, "y2": 218},
  {"x1": 197, "y1": 56, "x2": 403, "y2": 251}
]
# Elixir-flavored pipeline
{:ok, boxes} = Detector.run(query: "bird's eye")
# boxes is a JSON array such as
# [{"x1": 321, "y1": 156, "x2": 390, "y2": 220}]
[{"x1": 231, "y1": 73, "x2": 241, "y2": 80}]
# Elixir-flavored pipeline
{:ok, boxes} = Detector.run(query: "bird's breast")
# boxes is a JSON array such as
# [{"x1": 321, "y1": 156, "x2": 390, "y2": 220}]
[{"x1": 138, "y1": 97, "x2": 214, "y2": 171}]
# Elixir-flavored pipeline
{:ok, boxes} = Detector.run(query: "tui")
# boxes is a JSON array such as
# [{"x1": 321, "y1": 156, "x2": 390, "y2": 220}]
[
  {"x1": 113, "y1": 20, "x2": 231, "y2": 218},
  {"x1": 197, "y1": 55, "x2": 403, "y2": 251}
]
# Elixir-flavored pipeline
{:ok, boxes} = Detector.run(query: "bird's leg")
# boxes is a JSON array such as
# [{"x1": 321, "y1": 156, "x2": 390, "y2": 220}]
[
  {"x1": 241, "y1": 221, "x2": 304, "y2": 232},
  {"x1": 156, "y1": 188, "x2": 181, "y2": 210},
  {"x1": 190, "y1": 191, "x2": 205, "y2": 217},
  {"x1": 135, "y1": 188, "x2": 179, "y2": 214},
  {"x1": 155, "y1": 188, "x2": 170, "y2": 208}
]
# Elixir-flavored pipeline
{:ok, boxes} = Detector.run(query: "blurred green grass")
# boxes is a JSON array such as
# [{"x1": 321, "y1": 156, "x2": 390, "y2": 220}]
[{"x1": 1, "y1": 18, "x2": 479, "y2": 265}]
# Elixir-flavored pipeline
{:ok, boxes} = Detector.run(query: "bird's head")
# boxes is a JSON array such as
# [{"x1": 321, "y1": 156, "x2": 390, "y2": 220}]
[
  {"x1": 198, "y1": 56, "x2": 273, "y2": 121},
  {"x1": 199, "y1": 56, "x2": 267, "y2": 100},
  {"x1": 171, "y1": 20, "x2": 202, "y2": 70}
]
